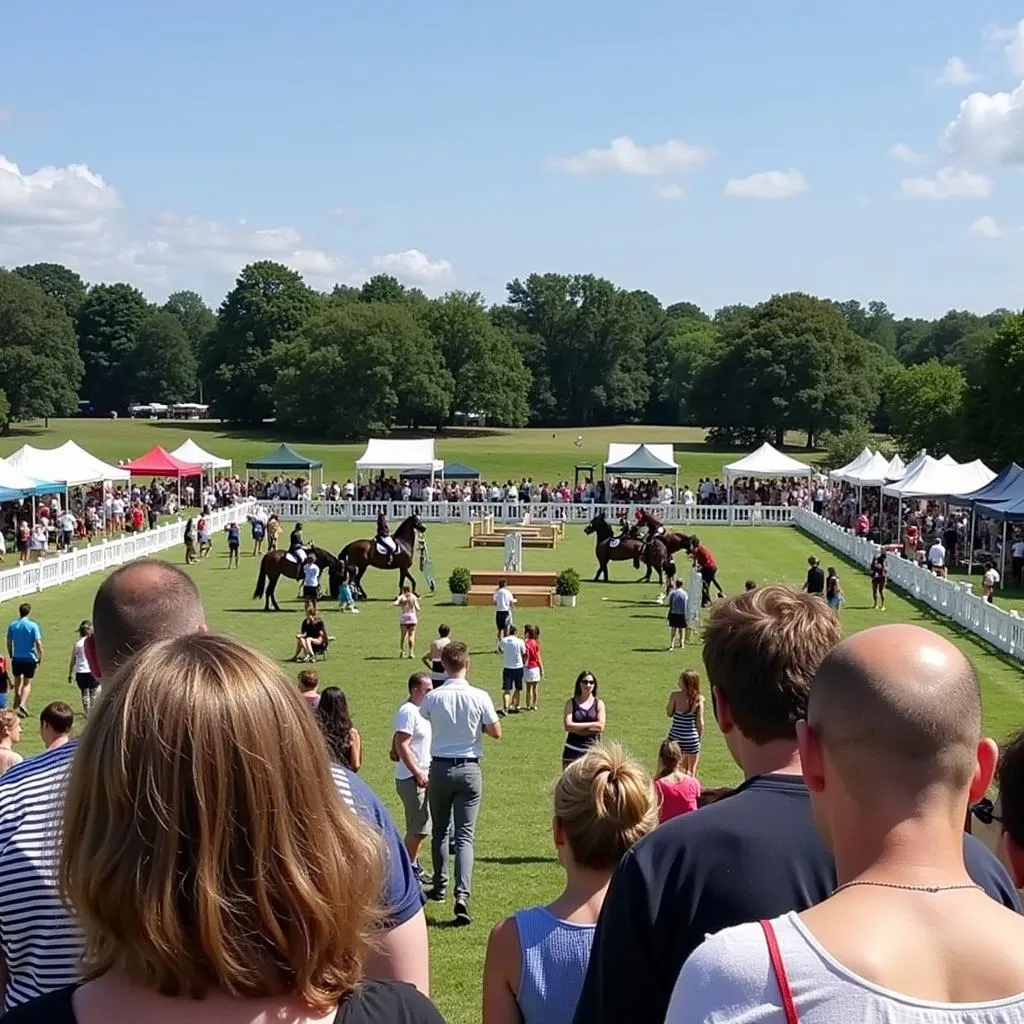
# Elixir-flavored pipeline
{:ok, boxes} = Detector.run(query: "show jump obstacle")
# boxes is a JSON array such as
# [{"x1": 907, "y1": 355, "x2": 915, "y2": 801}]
[
  {"x1": 466, "y1": 570, "x2": 558, "y2": 608},
  {"x1": 468, "y1": 514, "x2": 564, "y2": 549}
]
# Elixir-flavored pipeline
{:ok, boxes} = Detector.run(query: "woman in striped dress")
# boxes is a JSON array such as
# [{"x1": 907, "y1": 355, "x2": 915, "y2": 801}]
[{"x1": 665, "y1": 669, "x2": 704, "y2": 774}]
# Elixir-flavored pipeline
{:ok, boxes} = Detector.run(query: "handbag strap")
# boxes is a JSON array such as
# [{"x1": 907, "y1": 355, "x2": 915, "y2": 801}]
[{"x1": 760, "y1": 919, "x2": 799, "y2": 1024}]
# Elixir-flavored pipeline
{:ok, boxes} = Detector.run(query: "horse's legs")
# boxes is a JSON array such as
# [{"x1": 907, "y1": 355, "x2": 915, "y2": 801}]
[
  {"x1": 356, "y1": 565, "x2": 368, "y2": 600},
  {"x1": 267, "y1": 576, "x2": 280, "y2": 612}
]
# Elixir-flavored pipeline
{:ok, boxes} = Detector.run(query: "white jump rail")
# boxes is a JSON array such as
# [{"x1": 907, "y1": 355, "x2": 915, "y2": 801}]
[
  {"x1": 256, "y1": 500, "x2": 798, "y2": 526},
  {"x1": 794, "y1": 508, "x2": 1024, "y2": 664},
  {"x1": 0, "y1": 501, "x2": 257, "y2": 606}
]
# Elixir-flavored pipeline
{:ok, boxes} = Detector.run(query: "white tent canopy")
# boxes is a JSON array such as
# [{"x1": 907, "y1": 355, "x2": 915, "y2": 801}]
[
  {"x1": 885, "y1": 454, "x2": 907, "y2": 481},
  {"x1": 356, "y1": 439, "x2": 443, "y2": 473},
  {"x1": 882, "y1": 456, "x2": 995, "y2": 499},
  {"x1": 830, "y1": 447, "x2": 873, "y2": 482},
  {"x1": 169, "y1": 438, "x2": 232, "y2": 470},
  {"x1": 604, "y1": 443, "x2": 677, "y2": 473},
  {"x1": 0, "y1": 457, "x2": 58, "y2": 497},
  {"x1": 8, "y1": 440, "x2": 129, "y2": 487},
  {"x1": 724, "y1": 442, "x2": 813, "y2": 482},
  {"x1": 844, "y1": 451, "x2": 893, "y2": 487}
]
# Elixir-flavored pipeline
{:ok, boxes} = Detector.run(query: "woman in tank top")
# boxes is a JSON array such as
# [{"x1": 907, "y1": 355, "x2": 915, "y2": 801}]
[
  {"x1": 665, "y1": 669, "x2": 704, "y2": 773},
  {"x1": 421, "y1": 624, "x2": 451, "y2": 684},
  {"x1": 562, "y1": 672, "x2": 605, "y2": 769},
  {"x1": 482, "y1": 744, "x2": 657, "y2": 1024}
]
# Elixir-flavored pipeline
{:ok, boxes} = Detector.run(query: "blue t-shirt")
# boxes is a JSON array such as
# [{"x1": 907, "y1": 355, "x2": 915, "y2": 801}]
[
  {"x1": 226, "y1": 525, "x2": 240, "y2": 544},
  {"x1": 251, "y1": 519, "x2": 266, "y2": 539},
  {"x1": 6, "y1": 620, "x2": 40, "y2": 663},
  {"x1": 668, "y1": 588, "x2": 688, "y2": 617}
]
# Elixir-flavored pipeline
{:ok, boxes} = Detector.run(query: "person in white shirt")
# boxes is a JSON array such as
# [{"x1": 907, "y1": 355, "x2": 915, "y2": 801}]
[
  {"x1": 66, "y1": 620, "x2": 100, "y2": 717},
  {"x1": 57, "y1": 511, "x2": 76, "y2": 550},
  {"x1": 301, "y1": 554, "x2": 321, "y2": 603},
  {"x1": 419, "y1": 641, "x2": 501, "y2": 926},
  {"x1": 498, "y1": 626, "x2": 527, "y2": 717},
  {"x1": 1012, "y1": 536, "x2": 1024, "y2": 586},
  {"x1": 392, "y1": 672, "x2": 433, "y2": 880},
  {"x1": 928, "y1": 539, "x2": 947, "y2": 577},
  {"x1": 667, "y1": 623, "x2": 1024, "y2": 1024},
  {"x1": 493, "y1": 579, "x2": 516, "y2": 651},
  {"x1": 982, "y1": 563, "x2": 1001, "y2": 603}
]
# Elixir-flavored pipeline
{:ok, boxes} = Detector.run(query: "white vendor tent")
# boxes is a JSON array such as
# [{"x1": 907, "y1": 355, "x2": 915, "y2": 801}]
[
  {"x1": 882, "y1": 456, "x2": 995, "y2": 500},
  {"x1": 356, "y1": 439, "x2": 443, "y2": 485},
  {"x1": 830, "y1": 447, "x2": 873, "y2": 482},
  {"x1": 604, "y1": 443, "x2": 677, "y2": 473},
  {"x1": 8, "y1": 440, "x2": 129, "y2": 488},
  {"x1": 169, "y1": 439, "x2": 232, "y2": 486},
  {"x1": 885, "y1": 454, "x2": 907, "y2": 481},
  {"x1": 724, "y1": 443, "x2": 813, "y2": 483},
  {"x1": 844, "y1": 451, "x2": 892, "y2": 488}
]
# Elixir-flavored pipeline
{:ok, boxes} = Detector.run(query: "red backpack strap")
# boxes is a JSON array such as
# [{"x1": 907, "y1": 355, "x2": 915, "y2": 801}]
[{"x1": 760, "y1": 919, "x2": 799, "y2": 1024}]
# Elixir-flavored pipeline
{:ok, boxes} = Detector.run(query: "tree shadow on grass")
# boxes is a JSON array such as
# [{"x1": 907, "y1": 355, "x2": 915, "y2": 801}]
[{"x1": 632, "y1": 646, "x2": 672, "y2": 653}]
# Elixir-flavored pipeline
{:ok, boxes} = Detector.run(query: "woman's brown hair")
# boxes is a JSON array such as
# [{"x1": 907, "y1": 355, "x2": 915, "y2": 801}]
[
  {"x1": 656, "y1": 739, "x2": 685, "y2": 779},
  {"x1": 680, "y1": 669, "x2": 701, "y2": 708},
  {"x1": 59, "y1": 632, "x2": 383, "y2": 1014}
]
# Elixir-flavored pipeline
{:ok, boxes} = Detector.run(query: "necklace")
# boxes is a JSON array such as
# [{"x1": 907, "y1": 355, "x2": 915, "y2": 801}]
[{"x1": 833, "y1": 880, "x2": 982, "y2": 895}]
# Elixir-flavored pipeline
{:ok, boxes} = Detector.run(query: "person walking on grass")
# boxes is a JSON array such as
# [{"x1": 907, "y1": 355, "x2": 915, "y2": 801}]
[
  {"x1": 654, "y1": 740, "x2": 701, "y2": 823},
  {"x1": 337, "y1": 566, "x2": 359, "y2": 613},
  {"x1": 395, "y1": 583, "x2": 420, "y2": 659},
  {"x1": 483, "y1": 745, "x2": 658, "y2": 1024},
  {"x1": 393, "y1": 671, "x2": 433, "y2": 883},
  {"x1": 196, "y1": 513, "x2": 212, "y2": 558},
  {"x1": 870, "y1": 551, "x2": 888, "y2": 610},
  {"x1": 499, "y1": 625, "x2": 527, "y2": 717},
  {"x1": 224, "y1": 520, "x2": 240, "y2": 568},
  {"x1": 803, "y1": 556, "x2": 825, "y2": 597},
  {"x1": 563, "y1": 672, "x2": 605, "y2": 769},
  {"x1": 666, "y1": 668, "x2": 703, "y2": 774},
  {"x1": 7, "y1": 603, "x2": 41, "y2": 720},
  {"x1": 250, "y1": 513, "x2": 266, "y2": 556},
  {"x1": 826, "y1": 565, "x2": 844, "y2": 612},
  {"x1": 67, "y1": 620, "x2": 100, "y2": 718},
  {"x1": 183, "y1": 517, "x2": 197, "y2": 564},
  {"x1": 666, "y1": 578, "x2": 689, "y2": 651},
  {"x1": 523, "y1": 624, "x2": 544, "y2": 712},
  {"x1": 493, "y1": 578, "x2": 516, "y2": 652},
  {"x1": 422, "y1": 624, "x2": 451, "y2": 685}
]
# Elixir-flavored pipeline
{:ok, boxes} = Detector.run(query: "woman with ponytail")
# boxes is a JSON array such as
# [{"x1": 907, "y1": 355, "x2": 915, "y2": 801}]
[{"x1": 482, "y1": 744, "x2": 657, "y2": 1024}]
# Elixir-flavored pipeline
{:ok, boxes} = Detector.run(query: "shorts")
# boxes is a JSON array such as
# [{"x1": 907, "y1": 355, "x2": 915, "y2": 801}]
[
  {"x1": 75, "y1": 671, "x2": 97, "y2": 690},
  {"x1": 400, "y1": 616, "x2": 418, "y2": 627},
  {"x1": 60, "y1": 531, "x2": 72, "y2": 546},
  {"x1": 502, "y1": 667, "x2": 525, "y2": 692},
  {"x1": 668, "y1": 613, "x2": 687, "y2": 629},
  {"x1": 11, "y1": 659, "x2": 36, "y2": 680},
  {"x1": 495, "y1": 610, "x2": 511, "y2": 630},
  {"x1": 396, "y1": 776, "x2": 431, "y2": 836},
  {"x1": 228, "y1": 541, "x2": 239, "y2": 551},
  {"x1": 303, "y1": 585, "x2": 319, "y2": 601},
  {"x1": 524, "y1": 666, "x2": 541, "y2": 684}
]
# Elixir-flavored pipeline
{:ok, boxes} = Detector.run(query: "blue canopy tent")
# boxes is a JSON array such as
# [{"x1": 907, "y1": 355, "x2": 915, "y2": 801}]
[
  {"x1": 401, "y1": 461, "x2": 480, "y2": 480},
  {"x1": 957, "y1": 464, "x2": 1024, "y2": 581}
]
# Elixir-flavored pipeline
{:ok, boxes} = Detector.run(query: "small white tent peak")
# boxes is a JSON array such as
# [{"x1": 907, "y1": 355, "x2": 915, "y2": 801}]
[{"x1": 724, "y1": 443, "x2": 812, "y2": 482}]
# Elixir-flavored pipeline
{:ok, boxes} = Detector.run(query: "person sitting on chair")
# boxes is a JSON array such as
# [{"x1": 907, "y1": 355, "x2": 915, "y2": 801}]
[
  {"x1": 294, "y1": 602, "x2": 328, "y2": 663},
  {"x1": 289, "y1": 521, "x2": 305, "y2": 560},
  {"x1": 376, "y1": 510, "x2": 397, "y2": 567}
]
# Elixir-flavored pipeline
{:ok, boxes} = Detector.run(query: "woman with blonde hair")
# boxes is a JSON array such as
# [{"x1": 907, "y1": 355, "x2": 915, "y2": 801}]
[
  {"x1": 394, "y1": 583, "x2": 420, "y2": 659},
  {"x1": 3, "y1": 632, "x2": 444, "y2": 1024},
  {"x1": 665, "y1": 668, "x2": 703, "y2": 774},
  {"x1": 0, "y1": 710, "x2": 22, "y2": 775},
  {"x1": 653, "y1": 740, "x2": 701, "y2": 824},
  {"x1": 482, "y1": 744, "x2": 657, "y2": 1024}
]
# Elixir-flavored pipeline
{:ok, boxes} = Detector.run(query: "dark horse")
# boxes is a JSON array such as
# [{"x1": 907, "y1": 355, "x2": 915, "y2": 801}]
[
  {"x1": 635, "y1": 509, "x2": 694, "y2": 556},
  {"x1": 339, "y1": 514, "x2": 426, "y2": 598},
  {"x1": 585, "y1": 512, "x2": 668, "y2": 583},
  {"x1": 254, "y1": 544, "x2": 343, "y2": 612}
]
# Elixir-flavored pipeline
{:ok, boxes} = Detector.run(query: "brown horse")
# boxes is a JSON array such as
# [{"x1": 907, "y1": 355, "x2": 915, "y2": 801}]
[
  {"x1": 253, "y1": 544, "x2": 342, "y2": 612},
  {"x1": 339, "y1": 514, "x2": 426, "y2": 598},
  {"x1": 635, "y1": 509, "x2": 693, "y2": 556},
  {"x1": 585, "y1": 512, "x2": 668, "y2": 583}
]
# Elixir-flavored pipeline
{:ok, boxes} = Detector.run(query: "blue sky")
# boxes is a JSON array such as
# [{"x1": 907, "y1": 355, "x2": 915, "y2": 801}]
[{"x1": 1, "y1": 0, "x2": 1023, "y2": 315}]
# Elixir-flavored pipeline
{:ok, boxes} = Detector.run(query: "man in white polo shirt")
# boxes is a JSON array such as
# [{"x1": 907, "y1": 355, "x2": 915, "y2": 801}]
[
  {"x1": 420, "y1": 640, "x2": 501, "y2": 926},
  {"x1": 492, "y1": 578, "x2": 516, "y2": 652},
  {"x1": 928, "y1": 536, "x2": 947, "y2": 578},
  {"x1": 393, "y1": 671, "x2": 433, "y2": 881}
]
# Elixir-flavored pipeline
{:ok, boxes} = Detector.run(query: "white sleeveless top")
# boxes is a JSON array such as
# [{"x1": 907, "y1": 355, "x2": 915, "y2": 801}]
[{"x1": 667, "y1": 911, "x2": 1024, "y2": 1023}]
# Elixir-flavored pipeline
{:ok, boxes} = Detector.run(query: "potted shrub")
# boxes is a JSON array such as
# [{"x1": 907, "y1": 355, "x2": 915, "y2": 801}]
[
  {"x1": 555, "y1": 568, "x2": 581, "y2": 607},
  {"x1": 448, "y1": 566, "x2": 472, "y2": 605}
]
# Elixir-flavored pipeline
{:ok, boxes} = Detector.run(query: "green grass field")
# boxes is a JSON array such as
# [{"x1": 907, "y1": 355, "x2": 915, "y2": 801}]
[{"x1": 8, "y1": 519, "x2": 1024, "y2": 1024}]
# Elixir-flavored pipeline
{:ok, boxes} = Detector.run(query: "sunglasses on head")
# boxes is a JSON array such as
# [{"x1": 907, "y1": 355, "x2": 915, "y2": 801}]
[{"x1": 971, "y1": 797, "x2": 1003, "y2": 826}]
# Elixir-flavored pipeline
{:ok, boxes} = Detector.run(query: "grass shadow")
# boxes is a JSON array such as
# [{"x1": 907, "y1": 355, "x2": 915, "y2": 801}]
[
  {"x1": 477, "y1": 855, "x2": 556, "y2": 866},
  {"x1": 632, "y1": 646, "x2": 672, "y2": 653}
]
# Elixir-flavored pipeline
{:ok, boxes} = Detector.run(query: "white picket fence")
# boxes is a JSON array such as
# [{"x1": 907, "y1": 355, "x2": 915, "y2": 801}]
[
  {"x1": 256, "y1": 499, "x2": 798, "y2": 527},
  {"x1": 793, "y1": 508, "x2": 1024, "y2": 663},
  {"x1": 0, "y1": 501, "x2": 257, "y2": 605}
]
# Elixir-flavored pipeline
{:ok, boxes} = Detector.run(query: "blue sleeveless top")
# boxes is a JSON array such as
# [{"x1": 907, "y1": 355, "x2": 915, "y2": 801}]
[{"x1": 514, "y1": 905, "x2": 596, "y2": 1024}]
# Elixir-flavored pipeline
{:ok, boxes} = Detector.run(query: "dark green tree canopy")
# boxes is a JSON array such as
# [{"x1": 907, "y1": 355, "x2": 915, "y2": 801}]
[
  {"x1": 13, "y1": 263, "x2": 87, "y2": 319},
  {"x1": 75, "y1": 282, "x2": 150, "y2": 408}
]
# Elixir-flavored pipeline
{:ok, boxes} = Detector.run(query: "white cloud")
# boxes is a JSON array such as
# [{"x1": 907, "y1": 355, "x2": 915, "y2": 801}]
[
  {"x1": 900, "y1": 166, "x2": 992, "y2": 199},
  {"x1": 888, "y1": 142, "x2": 923, "y2": 163},
  {"x1": 968, "y1": 215, "x2": 1004, "y2": 237},
  {"x1": 0, "y1": 154, "x2": 120, "y2": 227},
  {"x1": 654, "y1": 184, "x2": 685, "y2": 201},
  {"x1": 549, "y1": 136, "x2": 712, "y2": 177},
  {"x1": 724, "y1": 169, "x2": 808, "y2": 199},
  {"x1": 936, "y1": 56, "x2": 978, "y2": 86},
  {"x1": 999, "y1": 20, "x2": 1024, "y2": 75},
  {"x1": 372, "y1": 249, "x2": 453, "y2": 284},
  {"x1": 941, "y1": 80, "x2": 1024, "y2": 165}
]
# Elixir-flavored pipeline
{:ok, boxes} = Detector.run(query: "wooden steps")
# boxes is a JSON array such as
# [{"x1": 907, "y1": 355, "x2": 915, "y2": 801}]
[
  {"x1": 468, "y1": 515, "x2": 564, "y2": 549},
  {"x1": 466, "y1": 570, "x2": 558, "y2": 608},
  {"x1": 466, "y1": 585, "x2": 555, "y2": 607},
  {"x1": 471, "y1": 571, "x2": 557, "y2": 588}
]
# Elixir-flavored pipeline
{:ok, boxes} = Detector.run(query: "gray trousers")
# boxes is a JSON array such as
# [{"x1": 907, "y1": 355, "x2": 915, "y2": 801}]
[{"x1": 428, "y1": 759, "x2": 483, "y2": 900}]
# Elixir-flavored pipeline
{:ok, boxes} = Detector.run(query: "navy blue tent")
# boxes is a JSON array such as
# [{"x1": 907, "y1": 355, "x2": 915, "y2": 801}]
[{"x1": 959, "y1": 462, "x2": 1024, "y2": 509}]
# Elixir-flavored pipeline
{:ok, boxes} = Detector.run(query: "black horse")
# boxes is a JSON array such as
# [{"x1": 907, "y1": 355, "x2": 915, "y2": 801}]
[
  {"x1": 584, "y1": 512, "x2": 668, "y2": 583},
  {"x1": 339, "y1": 514, "x2": 427, "y2": 598}
]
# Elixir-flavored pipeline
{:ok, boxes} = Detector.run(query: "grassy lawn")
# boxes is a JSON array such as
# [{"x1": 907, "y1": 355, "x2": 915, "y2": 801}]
[
  {"x1": 8, "y1": 520, "x2": 1024, "y2": 1024},
  {"x1": 0, "y1": 419, "x2": 825, "y2": 492}
]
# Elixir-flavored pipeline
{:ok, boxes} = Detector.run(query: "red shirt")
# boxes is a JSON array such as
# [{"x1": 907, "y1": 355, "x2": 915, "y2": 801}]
[
  {"x1": 693, "y1": 544, "x2": 716, "y2": 570},
  {"x1": 856, "y1": 514, "x2": 869, "y2": 535},
  {"x1": 131, "y1": 507, "x2": 144, "y2": 529},
  {"x1": 525, "y1": 638, "x2": 541, "y2": 670},
  {"x1": 654, "y1": 775, "x2": 701, "y2": 823}
]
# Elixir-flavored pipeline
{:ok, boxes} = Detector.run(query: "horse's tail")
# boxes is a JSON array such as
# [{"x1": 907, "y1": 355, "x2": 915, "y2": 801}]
[{"x1": 253, "y1": 559, "x2": 268, "y2": 599}]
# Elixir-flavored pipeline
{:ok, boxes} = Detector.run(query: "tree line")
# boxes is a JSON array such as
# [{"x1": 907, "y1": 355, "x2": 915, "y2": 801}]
[{"x1": 0, "y1": 259, "x2": 1014, "y2": 463}]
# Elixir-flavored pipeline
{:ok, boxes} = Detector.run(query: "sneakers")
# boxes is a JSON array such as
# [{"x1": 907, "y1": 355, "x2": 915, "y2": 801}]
[
  {"x1": 426, "y1": 887, "x2": 447, "y2": 902},
  {"x1": 454, "y1": 899, "x2": 471, "y2": 925},
  {"x1": 497, "y1": 708, "x2": 507, "y2": 718},
  {"x1": 15, "y1": 704, "x2": 28, "y2": 719}
]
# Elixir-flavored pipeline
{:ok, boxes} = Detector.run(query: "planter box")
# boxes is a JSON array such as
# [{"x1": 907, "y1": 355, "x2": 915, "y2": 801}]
[
  {"x1": 558, "y1": 594, "x2": 578, "y2": 607},
  {"x1": 450, "y1": 593, "x2": 468, "y2": 606}
]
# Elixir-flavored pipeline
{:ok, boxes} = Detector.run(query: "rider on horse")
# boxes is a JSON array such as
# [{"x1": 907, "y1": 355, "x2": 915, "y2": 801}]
[
  {"x1": 375, "y1": 510, "x2": 397, "y2": 567},
  {"x1": 636, "y1": 508, "x2": 666, "y2": 549},
  {"x1": 289, "y1": 522, "x2": 305, "y2": 560},
  {"x1": 618, "y1": 513, "x2": 631, "y2": 538}
]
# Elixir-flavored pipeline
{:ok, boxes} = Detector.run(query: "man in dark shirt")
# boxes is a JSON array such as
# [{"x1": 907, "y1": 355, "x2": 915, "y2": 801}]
[
  {"x1": 803, "y1": 555, "x2": 825, "y2": 596},
  {"x1": 572, "y1": 585, "x2": 1021, "y2": 1024}
]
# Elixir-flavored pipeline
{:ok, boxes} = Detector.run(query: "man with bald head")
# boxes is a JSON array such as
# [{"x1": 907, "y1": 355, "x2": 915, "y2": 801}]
[{"x1": 668, "y1": 623, "x2": 1024, "y2": 1022}]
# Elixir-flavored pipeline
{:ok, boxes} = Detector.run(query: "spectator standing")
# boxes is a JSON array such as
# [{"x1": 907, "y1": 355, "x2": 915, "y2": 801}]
[
  {"x1": 38, "y1": 702, "x2": 73, "y2": 751},
  {"x1": 0, "y1": 655, "x2": 9, "y2": 711},
  {"x1": 0, "y1": 712, "x2": 22, "y2": 775},
  {"x1": 870, "y1": 551, "x2": 888, "y2": 610},
  {"x1": 983, "y1": 562, "x2": 1001, "y2": 602},
  {"x1": 316, "y1": 687, "x2": 362, "y2": 772},
  {"x1": 338, "y1": 567, "x2": 359, "y2": 613},
  {"x1": 250, "y1": 513, "x2": 266, "y2": 555},
  {"x1": 196, "y1": 513, "x2": 211, "y2": 557},
  {"x1": 483, "y1": 745, "x2": 658, "y2": 1024},
  {"x1": 928, "y1": 536, "x2": 947, "y2": 577},
  {"x1": 653, "y1": 741, "x2": 701, "y2": 823},
  {"x1": 1012, "y1": 534, "x2": 1024, "y2": 586},
  {"x1": 67, "y1": 620, "x2": 100, "y2": 718},
  {"x1": 7, "y1": 603, "x2": 42, "y2": 719},
  {"x1": 15, "y1": 521, "x2": 29, "y2": 564},
  {"x1": 297, "y1": 667, "x2": 321, "y2": 710},
  {"x1": 572, "y1": 586, "x2": 1019, "y2": 1024},
  {"x1": 0, "y1": 633, "x2": 445, "y2": 1024},
  {"x1": 666, "y1": 579, "x2": 688, "y2": 651},
  {"x1": 224, "y1": 519, "x2": 240, "y2": 568},
  {"x1": 266, "y1": 513, "x2": 280, "y2": 551},
  {"x1": 493, "y1": 578, "x2": 516, "y2": 651},
  {"x1": 395, "y1": 584, "x2": 420, "y2": 659},
  {"x1": 422, "y1": 624, "x2": 451, "y2": 684},
  {"x1": 826, "y1": 566, "x2": 844, "y2": 612},
  {"x1": 301, "y1": 552, "x2": 321, "y2": 603},
  {"x1": 420, "y1": 641, "x2": 502, "y2": 925},
  {"x1": 665, "y1": 669, "x2": 703, "y2": 773},
  {"x1": 803, "y1": 556, "x2": 825, "y2": 597},
  {"x1": 523, "y1": 624, "x2": 544, "y2": 712},
  {"x1": 393, "y1": 672, "x2": 433, "y2": 879},
  {"x1": 667, "y1": 623, "x2": 1024, "y2": 1023},
  {"x1": 57, "y1": 510, "x2": 75, "y2": 550},
  {"x1": 562, "y1": 672, "x2": 605, "y2": 769},
  {"x1": 499, "y1": 625, "x2": 527, "y2": 716},
  {"x1": 183, "y1": 517, "x2": 196, "y2": 563},
  {"x1": 0, "y1": 559, "x2": 430, "y2": 1010}
]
